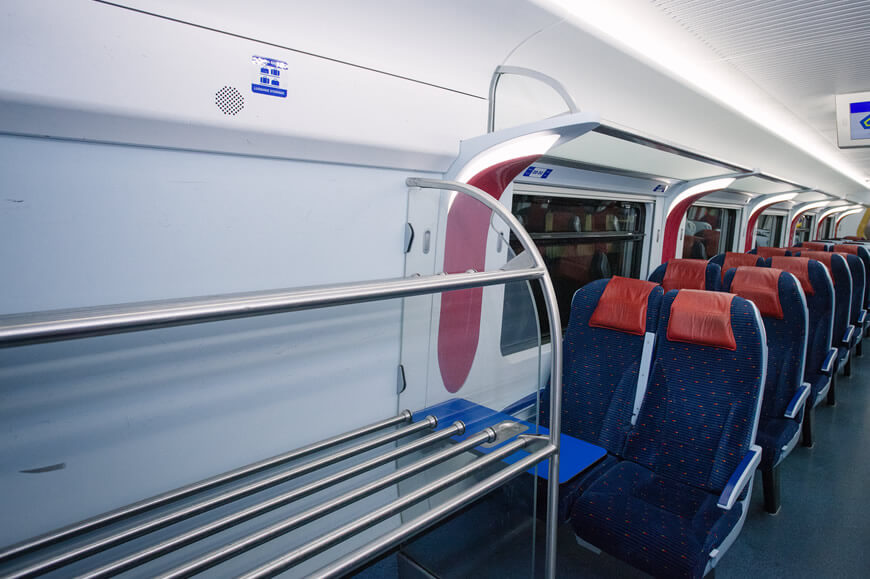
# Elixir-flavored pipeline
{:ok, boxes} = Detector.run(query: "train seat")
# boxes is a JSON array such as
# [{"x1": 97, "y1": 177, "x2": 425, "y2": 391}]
[
  {"x1": 570, "y1": 290, "x2": 765, "y2": 578},
  {"x1": 750, "y1": 246, "x2": 790, "y2": 257},
  {"x1": 767, "y1": 257, "x2": 836, "y2": 446},
  {"x1": 833, "y1": 244, "x2": 870, "y2": 341},
  {"x1": 723, "y1": 267, "x2": 808, "y2": 514},
  {"x1": 798, "y1": 251, "x2": 856, "y2": 377},
  {"x1": 796, "y1": 241, "x2": 832, "y2": 251},
  {"x1": 648, "y1": 258, "x2": 721, "y2": 291},
  {"x1": 540, "y1": 276, "x2": 663, "y2": 520},
  {"x1": 710, "y1": 252, "x2": 763, "y2": 282}
]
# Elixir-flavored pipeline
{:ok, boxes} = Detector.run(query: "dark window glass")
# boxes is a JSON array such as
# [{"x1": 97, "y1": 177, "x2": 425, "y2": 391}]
[
  {"x1": 756, "y1": 213, "x2": 784, "y2": 247},
  {"x1": 683, "y1": 205, "x2": 737, "y2": 259},
  {"x1": 500, "y1": 195, "x2": 646, "y2": 354}
]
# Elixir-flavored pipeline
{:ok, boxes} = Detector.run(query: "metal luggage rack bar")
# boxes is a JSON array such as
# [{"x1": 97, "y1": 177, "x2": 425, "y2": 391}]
[{"x1": 0, "y1": 178, "x2": 564, "y2": 578}]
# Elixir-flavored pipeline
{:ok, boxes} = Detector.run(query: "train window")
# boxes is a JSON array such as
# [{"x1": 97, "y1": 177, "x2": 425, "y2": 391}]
[
  {"x1": 682, "y1": 205, "x2": 737, "y2": 259},
  {"x1": 501, "y1": 195, "x2": 646, "y2": 353},
  {"x1": 794, "y1": 214, "x2": 812, "y2": 243},
  {"x1": 818, "y1": 216, "x2": 834, "y2": 240},
  {"x1": 756, "y1": 213, "x2": 785, "y2": 247}
]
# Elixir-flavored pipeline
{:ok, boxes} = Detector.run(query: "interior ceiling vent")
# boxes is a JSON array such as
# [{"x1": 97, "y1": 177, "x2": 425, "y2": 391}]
[{"x1": 215, "y1": 86, "x2": 244, "y2": 116}]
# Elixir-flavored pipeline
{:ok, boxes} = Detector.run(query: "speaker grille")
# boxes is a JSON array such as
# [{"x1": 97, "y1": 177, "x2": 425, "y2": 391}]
[{"x1": 215, "y1": 86, "x2": 244, "y2": 116}]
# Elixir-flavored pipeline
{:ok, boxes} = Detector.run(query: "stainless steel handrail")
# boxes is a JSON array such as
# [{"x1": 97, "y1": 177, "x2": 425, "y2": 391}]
[
  {"x1": 0, "y1": 410, "x2": 413, "y2": 563},
  {"x1": 5, "y1": 417, "x2": 438, "y2": 578},
  {"x1": 406, "y1": 178, "x2": 563, "y2": 579},
  {"x1": 0, "y1": 270, "x2": 544, "y2": 348},
  {"x1": 2, "y1": 178, "x2": 564, "y2": 579},
  {"x1": 238, "y1": 434, "x2": 545, "y2": 579},
  {"x1": 311, "y1": 442, "x2": 558, "y2": 579},
  {"x1": 83, "y1": 421, "x2": 467, "y2": 578}
]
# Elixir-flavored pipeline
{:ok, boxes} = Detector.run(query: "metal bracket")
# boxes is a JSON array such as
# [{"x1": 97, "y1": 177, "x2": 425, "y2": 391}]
[{"x1": 396, "y1": 364, "x2": 407, "y2": 395}]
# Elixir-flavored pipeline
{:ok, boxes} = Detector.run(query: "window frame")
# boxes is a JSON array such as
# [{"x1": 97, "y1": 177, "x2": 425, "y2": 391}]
[
  {"x1": 756, "y1": 209, "x2": 787, "y2": 248},
  {"x1": 678, "y1": 201, "x2": 743, "y2": 258}
]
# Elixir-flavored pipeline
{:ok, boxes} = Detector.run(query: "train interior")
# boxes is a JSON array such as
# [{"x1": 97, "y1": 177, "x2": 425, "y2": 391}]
[{"x1": 2, "y1": 1, "x2": 870, "y2": 577}]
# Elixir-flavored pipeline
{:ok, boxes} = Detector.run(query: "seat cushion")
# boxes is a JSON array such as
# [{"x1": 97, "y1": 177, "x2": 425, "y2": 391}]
[
  {"x1": 755, "y1": 417, "x2": 801, "y2": 470},
  {"x1": 570, "y1": 461, "x2": 743, "y2": 579},
  {"x1": 558, "y1": 454, "x2": 619, "y2": 522}
]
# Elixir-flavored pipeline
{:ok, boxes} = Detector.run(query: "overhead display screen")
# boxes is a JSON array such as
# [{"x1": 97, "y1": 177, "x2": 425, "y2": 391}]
[{"x1": 836, "y1": 91, "x2": 870, "y2": 148}]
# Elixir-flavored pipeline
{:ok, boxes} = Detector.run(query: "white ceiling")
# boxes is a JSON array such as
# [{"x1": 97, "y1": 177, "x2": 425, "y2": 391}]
[{"x1": 649, "y1": 0, "x2": 870, "y2": 187}]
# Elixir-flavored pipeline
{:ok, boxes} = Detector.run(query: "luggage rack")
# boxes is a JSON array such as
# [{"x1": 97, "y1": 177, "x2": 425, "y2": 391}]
[{"x1": 0, "y1": 179, "x2": 565, "y2": 578}]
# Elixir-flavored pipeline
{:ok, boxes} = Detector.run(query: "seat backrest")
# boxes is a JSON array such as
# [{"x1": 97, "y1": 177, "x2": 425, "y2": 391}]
[
  {"x1": 545, "y1": 276, "x2": 664, "y2": 455},
  {"x1": 834, "y1": 244, "x2": 870, "y2": 308},
  {"x1": 797, "y1": 251, "x2": 853, "y2": 341},
  {"x1": 798, "y1": 241, "x2": 832, "y2": 251},
  {"x1": 724, "y1": 267, "x2": 807, "y2": 421},
  {"x1": 710, "y1": 252, "x2": 763, "y2": 282},
  {"x1": 624, "y1": 290, "x2": 765, "y2": 493},
  {"x1": 752, "y1": 246, "x2": 790, "y2": 258},
  {"x1": 768, "y1": 257, "x2": 834, "y2": 387},
  {"x1": 648, "y1": 259, "x2": 721, "y2": 292}
]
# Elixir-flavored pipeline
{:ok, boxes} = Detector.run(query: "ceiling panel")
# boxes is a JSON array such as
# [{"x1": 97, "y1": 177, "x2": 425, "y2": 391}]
[{"x1": 650, "y1": 0, "x2": 870, "y2": 179}]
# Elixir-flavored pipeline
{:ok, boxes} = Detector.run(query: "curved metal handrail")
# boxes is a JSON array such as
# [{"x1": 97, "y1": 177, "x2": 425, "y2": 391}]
[{"x1": 406, "y1": 177, "x2": 563, "y2": 579}]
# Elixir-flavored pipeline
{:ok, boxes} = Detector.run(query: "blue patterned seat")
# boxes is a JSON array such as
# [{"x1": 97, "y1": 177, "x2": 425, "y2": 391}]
[
  {"x1": 833, "y1": 244, "x2": 870, "y2": 351},
  {"x1": 767, "y1": 257, "x2": 836, "y2": 447},
  {"x1": 570, "y1": 290, "x2": 765, "y2": 578},
  {"x1": 540, "y1": 276, "x2": 663, "y2": 520},
  {"x1": 723, "y1": 267, "x2": 808, "y2": 514},
  {"x1": 795, "y1": 251, "x2": 853, "y2": 382},
  {"x1": 648, "y1": 258, "x2": 721, "y2": 291}
]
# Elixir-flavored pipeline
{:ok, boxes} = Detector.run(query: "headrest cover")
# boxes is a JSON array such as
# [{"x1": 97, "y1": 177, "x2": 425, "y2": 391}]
[
  {"x1": 786, "y1": 246, "x2": 804, "y2": 255},
  {"x1": 721, "y1": 252, "x2": 760, "y2": 281},
  {"x1": 755, "y1": 246, "x2": 788, "y2": 258},
  {"x1": 770, "y1": 257, "x2": 814, "y2": 296},
  {"x1": 801, "y1": 242, "x2": 829, "y2": 251},
  {"x1": 588, "y1": 277, "x2": 658, "y2": 335},
  {"x1": 667, "y1": 290, "x2": 737, "y2": 350},
  {"x1": 730, "y1": 267, "x2": 784, "y2": 319},
  {"x1": 833, "y1": 244, "x2": 858, "y2": 254},
  {"x1": 661, "y1": 259, "x2": 707, "y2": 292}
]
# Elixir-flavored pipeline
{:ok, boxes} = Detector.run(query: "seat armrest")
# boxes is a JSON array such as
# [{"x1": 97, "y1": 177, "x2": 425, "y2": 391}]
[
  {"x1": 821, "y1": 348, "x2": 838, "y2": 375},
  {"x1": 784, "y1": 382, "x2": 811, "y2": 419},
  {"x1": 859, "y1": 309, "x2": 868, "y2": 326},
  {"x1": 717, "y1": 445, "x2": 762, "y2": 510},
  {"x1": 843, "y1": 324, "x2": 856, "y2": 345}
]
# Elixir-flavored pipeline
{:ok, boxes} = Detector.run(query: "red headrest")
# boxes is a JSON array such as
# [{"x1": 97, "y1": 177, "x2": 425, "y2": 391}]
[
  {"x1": 755, "y1": 247, "x2": 789, "y2": 258},
  {"x1": 770, "y1": 257, "x2": 814, "y2": 295},
  {"x1": 730, "y1": 267, "x2": 784, "y2": 319},
  {"x1": 833, "y1": 244, "x2": 858, "y2": 254},
  {"x1": 588, "y1": 277, "x2": 658, "y2": 335},
  {"x1": 801, "y1": 242, "x2": 829, "y2": 251},
  {"x1": 667, "y1": 290, "x2": 736, "y2": 350},
  {"x1": 786, "y1": 246, "x2": 804, "y2": 254},
  {"x1": 721, "y1": 252, "x2": 760, "y2": 281},
  {"x1": 798, "y1": 251, "x2": 845, "y2": 286},
  {"x1": 662, "y1": 259, "x2": 707, "y2": 292}
]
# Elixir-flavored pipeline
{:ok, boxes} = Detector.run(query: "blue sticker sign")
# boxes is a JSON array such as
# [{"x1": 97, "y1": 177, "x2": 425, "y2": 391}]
[
  {"x1": 849, "y1": 101, "x2": 870, "y2": 140},
  {"x1": 522, "y1": 166, "x2": 552, "y2": 179},
  {"x1": 251, "y1": 55, "x2": 288, "y2": 98}
]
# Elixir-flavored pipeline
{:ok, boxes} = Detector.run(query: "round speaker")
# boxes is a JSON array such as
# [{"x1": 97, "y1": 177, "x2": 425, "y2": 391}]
[{"x1": 215, "y1": 86, "x2": 244, "y2": 116}]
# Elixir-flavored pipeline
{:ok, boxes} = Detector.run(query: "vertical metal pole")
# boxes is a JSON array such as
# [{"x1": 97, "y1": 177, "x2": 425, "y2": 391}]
[{"x1": 540, "y1": 275, "x2": 562, "y2": 579}]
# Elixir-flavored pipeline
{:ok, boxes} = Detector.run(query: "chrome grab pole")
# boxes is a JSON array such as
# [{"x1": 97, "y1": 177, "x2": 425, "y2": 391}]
[
  {"x1": 5, "y1": 417, "x2": 437, "y2": 578},
  {"x1": 237, "y1": 434, "x2": 540, "y2": 579},
  {"x1": 0, "y1": 410, "x2": 412, "y2": 564},
  {"x1": 0, "y1": 270, "x2": 544, "y2": 348},
  {"x1": 310, "y1": 442, "x2": 558, "y2": 578},
  {"x1": 83, "y1": 422, "x2": 467, "y2": 578},
  {"x1": 406, "y1": 178, "x2": 563, "y2": 579}
]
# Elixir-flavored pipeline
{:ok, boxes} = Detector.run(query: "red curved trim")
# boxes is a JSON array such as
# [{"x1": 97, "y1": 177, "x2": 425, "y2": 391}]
[
  {"x1": 437, "y1": 154, "x2": 541, "y2": 393},
  {"x1": 789, "y1": 208, "x2": 814, "y2": 246},
  {"x1": 815, "y1": 216, "x2": 829, "y2": 240},
  {"x1": 662, "y1": 193, "x2": 710, "y2": 262}
]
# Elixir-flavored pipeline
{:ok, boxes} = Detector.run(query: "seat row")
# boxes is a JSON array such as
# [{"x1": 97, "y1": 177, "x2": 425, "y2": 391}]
[{"x1": 542, "y1": 277, "x2": 769, "y2": 578}]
